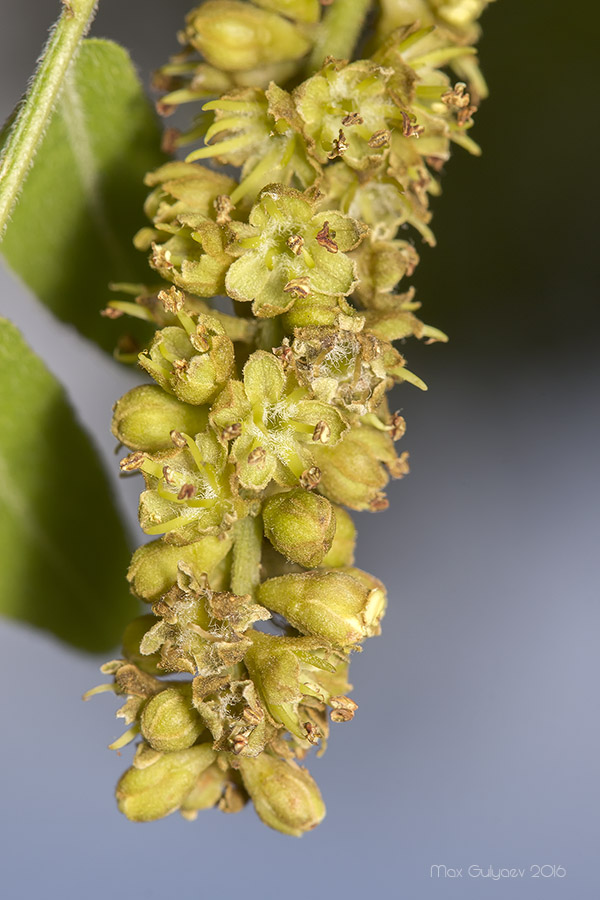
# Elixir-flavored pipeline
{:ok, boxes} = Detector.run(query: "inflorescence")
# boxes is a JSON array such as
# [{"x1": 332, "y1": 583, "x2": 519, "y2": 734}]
[{"x1": 87, "y1": 0, "x2": 492, "y2": 836}]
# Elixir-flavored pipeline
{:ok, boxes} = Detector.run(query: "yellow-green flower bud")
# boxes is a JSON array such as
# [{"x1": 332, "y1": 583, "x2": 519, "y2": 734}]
[
  {"x1": 116, "y1": 743, "x2": 215, "y2": 822},
  {"x1": 122, "y1": 615, "x2": 163, "y2": 675},
  {"x1": 311, "y1": 424, "x2": 399, "y2": 511},
  {"x1": 180, "y1": 763, "x2": 229, "y2": 819},
  {"x1": 263, "y1": 488, "x2": 336, "y2": 567},
  {"x1": 140, "y1": 684, "x2": 204, "y2": 752},
  {"x1": 320, "y1": 506, "x2": 356, "y2": 567},
  {"x1": 257, "y1": 569, "x2": 386, "y2": 647},
  {"x1": 185, "y1": 2, "x2": 311, "y2": 73},
  {"x1": 112, "y1": 385, "x2": 208, "y2": 452},
  {"x1": 238, "y1": 753, "x2": 325, "y2": 836},
  {"x1": 127, "y1": 532, "x2": 233, "y2": 603}
]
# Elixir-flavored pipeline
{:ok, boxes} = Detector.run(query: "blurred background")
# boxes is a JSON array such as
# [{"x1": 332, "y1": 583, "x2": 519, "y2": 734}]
[{"x1": 0, "y1": 1, "x2": 598, "y2": 898}]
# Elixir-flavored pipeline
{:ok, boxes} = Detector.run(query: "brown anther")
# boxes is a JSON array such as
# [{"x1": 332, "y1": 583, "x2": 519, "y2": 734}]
[
  {"x1": 368, "y1": 129, "x2": 391, "y2": 149},
  {"x1": 243, "y1": 707, "x2": 263, "y2": 726},
  {"x1": 329, "y1": 695, "x2": 358, "y2": 722},
  {"x1": 342, "y1": 112, "x2": 364, "y2": 126},
  {"x1": 303, "y1": 722, "x2": 321, "y2": 745},
  {"x1": 300, "y1": 466, "x2": 321, "y2": 490},
  {"x1": 221, "y1": 423, "x2": 242, "y2": 441},
  {"x1": 161, "y1": 127, "x2": 180, "y2": 155},
  {"x1": 441, "y1": 82, "x2": 470, "y2": 109},
  {"x1": 389, "y1": 412, "x2": 406, "y2": 441},
  {"x1": 283, "y1": 277, "x2": 311, "y2": 298},
  {"x1": 170, "y1": 430, "x2": 187, "y2": 449},
  {"x1": 315, "y1": 221, "x2": 338, "y2": 254},
  {"x1": 286, "y1": 234, "x2": 305, "y2": 255},
  {"x1": 162, "y1": 465, "x2": 176, "y2": 485},
  {"x1": 100, "y1": 307, "x2": 123, "y2": 319},
  {"x1": 158, "y1": 286, "x2": 185, "y2": 314},
  {"x1": 401, "y1": 111, "x2": 424, "y2": 138},
  {"x1": 247, "y1": 447, "x2": 267, "y2": 466},
  {"x1": 457, "y1": 104, "x2": 478, "y2": 127},
  {"x1": 274, "y1": 342, "x2": 295, "y2": 368},
  {"x1": 387, "y1": 451, "x2": 410, "y2": 479},
  {"x1": 369, "y1": 492, "x2": 389, "y2": 512},
  {"x1": 214, "y1": 194, "x2": 235, "y2": 226},
  {"x1": 330, "y1": 708, "x2": 355, "y2": 723},
  {"x1": 172, "y1": 357, "x2": 189, "y2": 374},
  {"x1": 119, "y1": 452, "x2": 145, "y2": 473},
  {"x1": 312, "y1": 420, "x2": 331, "y2": 443},
  {"x1": 327, "y1": 129, "x2": 348, "y2": 159},
  {"x1": 177, "y1": 483, "x2": 196, "y2": 500},
  {"x1": 231, "y1": 734, "x2": 248, "y2": 755},
  {"x1": 191, "y1": 325, "x2": 210, "y2": 353}
]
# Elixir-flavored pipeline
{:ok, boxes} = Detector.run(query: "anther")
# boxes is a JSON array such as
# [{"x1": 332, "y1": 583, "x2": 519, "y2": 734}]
[
  {"x1": 342, "y1": 112, "x2": 364, "y2": 126},
  {"x1": 287, "y1": 234, "x2": 305, "y2": 255},
  {"x1": 327, "y1": 129, "x2": 349, "y2": 159},
  {"x1": 177, "y1": 483, "x2": 196, "y2": 500},
  {"x1": 312, "y1": 420, "x2": 331, "y2": 443},
  {"x1": 284, "y1": 277, "x2": 311, "y2": 298},
  {"x1": 221, "y1": 423, "x2": 242, "y2": 441},
  {"x1": 401, "y1": 111, "x2": 424, "y2": 138},
  {"x1": 248, "y1": 447, "x2": 267, "y2": 465},
  {"x1": 315, "y1": 221, "x2": 338, "y2": 254},
  {"x1": 300, "y1": 466, "x2": 321, "y2": 490},
  {"x1": 368, "y1": 129, "x2": 391, "y2": 149}
]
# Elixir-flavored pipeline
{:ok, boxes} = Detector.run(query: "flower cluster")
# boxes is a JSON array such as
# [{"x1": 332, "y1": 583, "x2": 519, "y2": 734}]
[{"x1": 92, "y1": 0, "x2": 490, "y2": 836}]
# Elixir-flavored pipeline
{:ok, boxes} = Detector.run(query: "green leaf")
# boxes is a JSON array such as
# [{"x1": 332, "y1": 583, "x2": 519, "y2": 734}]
[
  {"x1": 0, "y1": 38, "x2": 166, "y2": 353},
  {"x1": 0, "y1": 317, "x2": 137, "y2": 652}
]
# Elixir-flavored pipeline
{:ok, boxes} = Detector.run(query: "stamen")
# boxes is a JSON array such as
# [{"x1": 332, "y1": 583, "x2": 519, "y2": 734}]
[
  {"x1": 82, "y1": 683, "x2": 116, "y2": 701},
  {"x1": 108, "y1": 724, "x2": 140, "y2": 751}
]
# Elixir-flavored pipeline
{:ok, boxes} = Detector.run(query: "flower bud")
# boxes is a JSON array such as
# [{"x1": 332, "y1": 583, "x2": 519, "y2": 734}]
[
  {"x1": 127, "y1": 533, "x2": 233, "y2": 603},
  {"x1": 140, "y1": 684, "x2": 204, "y2": 752},
  {"x1": 320, "y1": 506, "x2": 356, "y2": 567},
  {"x1": 185, "y1": 2, "x2": 311, "y2": 73},
  {"x1": 238, "y1": 753, "x2": 325, "y2": 836},
  {"x1": 116, "y1": 743, "x2": 216, "y2": 822},
  {"x1": 257, "y1": 569, "x2": 386, "y2": 647},
  {"x1": 180, "y1": 763, "x2": 229, "y2": 819},
  {"x1": 263, "y1": 489, "x2": 336, "y2": 568},
  {"x1": 139, "y1": 315, "x2": 234, "y2": 406},
  {"x1": 311, "y1": 424, "x2": 398, "y2": 510},
  {"x1": 112, "y1": 385, "x2": 208, "y2": 452},
  {"x1": 121, "y1": 615, "x2": 163, "y2": 675}
]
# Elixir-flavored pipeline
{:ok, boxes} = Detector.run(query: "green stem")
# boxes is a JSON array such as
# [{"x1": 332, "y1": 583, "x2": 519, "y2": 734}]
[
  {"x1": 230, "y1": 515, "x2": 263, "y2": 598},
  {"x1": 307, "y1": 0, "x2": 372, "y2": 74},
  {"x1": 0, "y1": 0, "x2": 99, "y2": 238}
]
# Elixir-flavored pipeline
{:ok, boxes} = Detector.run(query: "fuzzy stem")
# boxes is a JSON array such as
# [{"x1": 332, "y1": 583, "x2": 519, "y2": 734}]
[
  {"x1": 0, "y1": 0, "x2": 99, "y2": 238},
  {"x1": 307, "y1": 0, "x2": 372, "y2": 74},
  {"x1": 231, "y1": 515, "x2": 263, "y2": 598}
]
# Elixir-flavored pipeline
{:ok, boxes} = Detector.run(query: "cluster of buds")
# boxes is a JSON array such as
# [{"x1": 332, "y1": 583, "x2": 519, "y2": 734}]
[{"x1": 92, "y1": 0, "x2": 490, "y2": 836}]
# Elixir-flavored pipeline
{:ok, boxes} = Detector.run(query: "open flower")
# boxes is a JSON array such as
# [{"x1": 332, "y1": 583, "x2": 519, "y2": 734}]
[
  {"x1": 244, "y1": 631, "x2": 353, "y2": 747},
  {"x1": 139, "y1": 310, "x2": 235, "y2": 406},
  {"x1": 209, "y1": 350, "x2": 348, "y2": 490},
  {"x1": 293, "y1": 58, "x2": 403, "y2": 170},
  {"x1": 225, "y1": 184, "x2": 366, "y2": 317},
  {"x1": 121, "y1": 428, "x2": 247, "y2": 544},
  {"x1": 187, "y1": 84, "x2": 320, "y2": 204}
]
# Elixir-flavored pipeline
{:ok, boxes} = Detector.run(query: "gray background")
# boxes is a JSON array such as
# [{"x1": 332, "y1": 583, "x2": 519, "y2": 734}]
[{"x1": 0, "y1": 1, "x2": 598, "y2": 898}]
